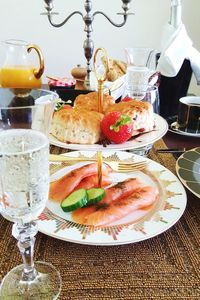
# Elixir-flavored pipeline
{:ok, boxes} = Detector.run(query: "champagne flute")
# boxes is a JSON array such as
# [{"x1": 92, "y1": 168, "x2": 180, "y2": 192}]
[{"x1": 0, "y1": 88, "x2": 61, "y2": 299}]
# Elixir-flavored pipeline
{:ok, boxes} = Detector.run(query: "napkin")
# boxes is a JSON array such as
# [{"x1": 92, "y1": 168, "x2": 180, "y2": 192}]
[
  {"x1": 188, "y1": 47, "x2": 200, "y2": 85},
  {"x1": 157, "y1": 23, "x2": 200, "y2": 84}
]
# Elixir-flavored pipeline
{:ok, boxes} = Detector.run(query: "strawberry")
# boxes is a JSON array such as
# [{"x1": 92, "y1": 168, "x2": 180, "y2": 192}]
[
  {"x1": 62, "y1": 104, "x2": 72, "y2": 110},
  {"x1": 100, "y1": 111, "x2": 133, "y2": 144},
  {"x1": 121, "y1": 96, "x2": 133, "y2": 102}
]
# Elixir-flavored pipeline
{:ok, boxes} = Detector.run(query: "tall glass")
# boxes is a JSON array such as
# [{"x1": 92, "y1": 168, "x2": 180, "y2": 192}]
[
  {"x1": 122, "y1": 84, "x2": 160, "y2": 114},
  {"x1": 125, "y1": 47, "x2": 156, "y2": 87},
  {"x1": 0, "y1": 88, "x2": 61, "y2": 299},
  {"x1": 121, "y1": 84, "x2": 160, "y2": 157}
]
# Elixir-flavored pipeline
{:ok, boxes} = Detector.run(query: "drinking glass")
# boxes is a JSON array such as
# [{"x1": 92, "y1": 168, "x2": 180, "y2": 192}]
[
  {"x1": 122, "y1": 84, "x2": 160, "y2": 114},
  {"x1": 121, "y1": 84, "x2": 160, "y2": 157},
  {"x1": 0, "y1": 88, "x2": 62, "y2": 299},
  {"x1": 125, "y1": 47, "x2": 156, "y2": 87}
]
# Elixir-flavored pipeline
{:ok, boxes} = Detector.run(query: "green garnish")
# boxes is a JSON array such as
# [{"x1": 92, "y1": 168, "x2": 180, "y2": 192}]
[
  {"x1": 55, "y1": 99, "x2": 72, "y2": 111},
  {"x1": 110, "y1": 114, "x2": 132, "y2": 132}
]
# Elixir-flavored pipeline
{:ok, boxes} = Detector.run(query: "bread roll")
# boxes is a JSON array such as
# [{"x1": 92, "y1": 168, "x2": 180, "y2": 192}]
[
  {"x1": 74, "y1": 91, "x2": 115, "y2": 113},
  {"x1": 101, "y1": 56, "x2": 127, "y2": 81},
  {"x1": 51, "y1": 108, "x2": 103, "y2": 144},
  {"x1": 106, "y1": 100, "x2": 154, "y2": 136}
]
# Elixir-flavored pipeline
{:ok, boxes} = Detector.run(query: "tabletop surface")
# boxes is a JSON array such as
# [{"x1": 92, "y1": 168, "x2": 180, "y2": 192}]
[{"x1": 0, "y1": 131, "x2": 200, "y2": 299}]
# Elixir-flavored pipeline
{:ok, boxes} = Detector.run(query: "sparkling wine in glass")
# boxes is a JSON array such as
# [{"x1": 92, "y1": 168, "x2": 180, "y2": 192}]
[
  {"x1": 0, "y1": 129, "x2": 61, "y2": 299},
  {"x1": 0, "y1": 89, "x2": 61, "y2": 299}
]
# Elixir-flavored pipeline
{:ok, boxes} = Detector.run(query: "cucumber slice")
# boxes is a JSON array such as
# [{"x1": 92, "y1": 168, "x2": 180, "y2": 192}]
[
  {"x1": 86, "y1": 188, "x2": 105, "y2": 206},
  {"x1": 61, "y1": 188, "x2": 88, "y2": 212}
]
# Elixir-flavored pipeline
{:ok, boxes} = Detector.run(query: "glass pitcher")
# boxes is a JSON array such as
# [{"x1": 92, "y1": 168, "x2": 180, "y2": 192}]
[
  {"x1": 125, "y1": 47, "x2": 155, "y2": 69},
  {"x1": 0, "y1": 39, "x2": 44, "y2": 89}
]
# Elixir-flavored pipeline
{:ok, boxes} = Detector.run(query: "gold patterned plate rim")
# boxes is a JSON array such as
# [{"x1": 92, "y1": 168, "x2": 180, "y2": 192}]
[
  {"x1": 49, "y1": 114, "x2": 168, "y2": 151},
  {"x1": 38, "y1": 150, "x2": 187, "y2": 246},
  {"x1": 176, "y1": 147, "x2": 200, "y2": 198}
]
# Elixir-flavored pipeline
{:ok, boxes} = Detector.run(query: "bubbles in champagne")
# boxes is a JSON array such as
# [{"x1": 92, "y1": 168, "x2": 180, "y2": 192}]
[{"x1": 0, "y1": 129, "x2": 49, "y2": 223}]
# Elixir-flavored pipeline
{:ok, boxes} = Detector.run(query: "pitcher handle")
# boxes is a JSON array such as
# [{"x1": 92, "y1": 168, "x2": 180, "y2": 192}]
[
  {"x1": 148, "y1": 71, "x2": 161, "y2": 87},
  {"x1": 27, "y1": 44, "x2": 44, "y2": 79}
]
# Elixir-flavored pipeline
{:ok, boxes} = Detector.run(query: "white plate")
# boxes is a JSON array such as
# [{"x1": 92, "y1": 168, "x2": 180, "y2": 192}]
[
  {"x1": 167, "y1": 116, "x2": 200, "y2": 138},
  {"x1": 49, "y1": 114, "x2": 168, "y2": 151},
  {"x1": 38, "y1": 150, "x2": 187, "y2": 246},
  {"x1": 176, "y1": 147, "x2": 200, "y2": 198}
]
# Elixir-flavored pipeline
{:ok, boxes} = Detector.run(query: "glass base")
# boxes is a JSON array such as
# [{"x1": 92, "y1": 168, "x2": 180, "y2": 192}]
[
  {"x1": 127, "y1": 144, "x2": 153, "y2": 157},
  {"x1": 0, "y1": 261, "x2": 62, "y2": 300}
]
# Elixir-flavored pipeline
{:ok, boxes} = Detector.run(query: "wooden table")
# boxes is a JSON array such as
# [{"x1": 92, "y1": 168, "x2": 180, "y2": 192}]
[{"x1": 163, "y1": 130, "x2": 200, "y2": 150}]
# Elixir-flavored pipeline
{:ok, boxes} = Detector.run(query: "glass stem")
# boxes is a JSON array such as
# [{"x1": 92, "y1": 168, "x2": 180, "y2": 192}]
[{"x1": 12, "y1": 221, "x2": 38, "y2": 281}]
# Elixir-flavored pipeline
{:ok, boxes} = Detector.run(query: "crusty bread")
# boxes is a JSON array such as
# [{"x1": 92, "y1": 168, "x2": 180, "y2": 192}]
[
  {"x1": 74, "y1": 91, "x2": 115, "y2": 113},
  {"x1": 101, "y1": 56, "x2": 127, "y2": 81},
  {"x1": 106, "y1": 100, "x2": 154, "y2": 136},
  {"x1": 51, "y1": 108, "x2": 104, "y2": 144}
]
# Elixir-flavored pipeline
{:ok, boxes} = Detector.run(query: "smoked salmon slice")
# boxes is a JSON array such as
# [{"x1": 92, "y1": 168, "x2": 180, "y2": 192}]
[
  {"x1": 72, "y1": 178, "x2": 145, "y2": 224},
  {"x1": 96, "y1": 178, "x2": 145, "y2": 205},
  {"x1": 84, "y1": 186, "x2": 158, "y2": 226},
  {"x1": 49, "y1": 163, "x2": 111, "y2": 202}
]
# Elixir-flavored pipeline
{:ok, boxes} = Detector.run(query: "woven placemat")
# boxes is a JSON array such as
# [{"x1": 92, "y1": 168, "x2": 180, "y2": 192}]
[{"x1": 0, "y1": 139, "x2": 200, "y2": 299}]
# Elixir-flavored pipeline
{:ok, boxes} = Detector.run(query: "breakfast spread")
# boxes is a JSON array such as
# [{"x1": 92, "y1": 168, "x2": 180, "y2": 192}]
[{"x1": 50, "y1": 91, "x2": 155, "y2": 145}]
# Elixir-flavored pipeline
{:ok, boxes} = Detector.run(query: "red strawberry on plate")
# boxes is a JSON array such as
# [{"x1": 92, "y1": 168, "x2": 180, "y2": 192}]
[
  {"x1": 121, "y1": 96, "x2": 133, "y2": 102},
  {"x1": 100, "y1": 111, "x2": 133, "y2": 144},
  {"x1": 62, "y1": 104, "x2": 72, "y2": 110}
]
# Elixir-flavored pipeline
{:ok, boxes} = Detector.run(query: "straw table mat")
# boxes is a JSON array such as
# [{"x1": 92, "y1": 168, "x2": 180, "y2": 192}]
[{"x1": 0, "y1": 139, "x2": 200, "y2": 299}]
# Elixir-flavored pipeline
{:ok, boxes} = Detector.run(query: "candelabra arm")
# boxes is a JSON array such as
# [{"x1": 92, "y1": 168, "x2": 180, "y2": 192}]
[
  {"x1": 42, "y1": 0, "x2": 134, "y2": 90},
  {"x1": 47, "y1": 11, "x2": 83, "y2": 28},
  {"x1": 93, "y1": 11, "x2": 128, "y2": 27}
]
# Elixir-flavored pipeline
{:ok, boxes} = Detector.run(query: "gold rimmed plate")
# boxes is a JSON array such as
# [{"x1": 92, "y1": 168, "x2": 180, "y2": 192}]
[
  {"x1": 38, "y1": 150, "x2": 187, "y2": 246},
  {"x1": 176, "y1": 147, "x2": 200, "y2": 198}
]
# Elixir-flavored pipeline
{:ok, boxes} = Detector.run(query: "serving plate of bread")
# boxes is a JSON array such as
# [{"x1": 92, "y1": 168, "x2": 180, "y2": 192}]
[{"x1": 50, "y1": 91, "x2": 168, "y2": 151}]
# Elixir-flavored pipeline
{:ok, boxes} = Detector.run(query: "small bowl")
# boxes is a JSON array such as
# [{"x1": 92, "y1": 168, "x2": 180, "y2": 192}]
[
  {"x1": 48, "y1": 77, "x2": 76, "y2": 91},
  {"x1": 52, "y1": 88, "x2": 92, "y2": 106}
]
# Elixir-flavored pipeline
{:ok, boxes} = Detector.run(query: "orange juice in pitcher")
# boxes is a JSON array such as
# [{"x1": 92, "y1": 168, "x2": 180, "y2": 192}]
[
  {"x1": 1, "y1": 40, "x2": 44, "y2": 89},
  {"x1": 1, "y1": 67, "x2": 42, "y2": 88}
]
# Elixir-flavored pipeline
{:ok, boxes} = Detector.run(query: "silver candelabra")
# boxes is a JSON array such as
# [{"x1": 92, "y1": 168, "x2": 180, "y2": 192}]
[{"x1": 42, "y1": 0, "x2": 133, "y2": 89}]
